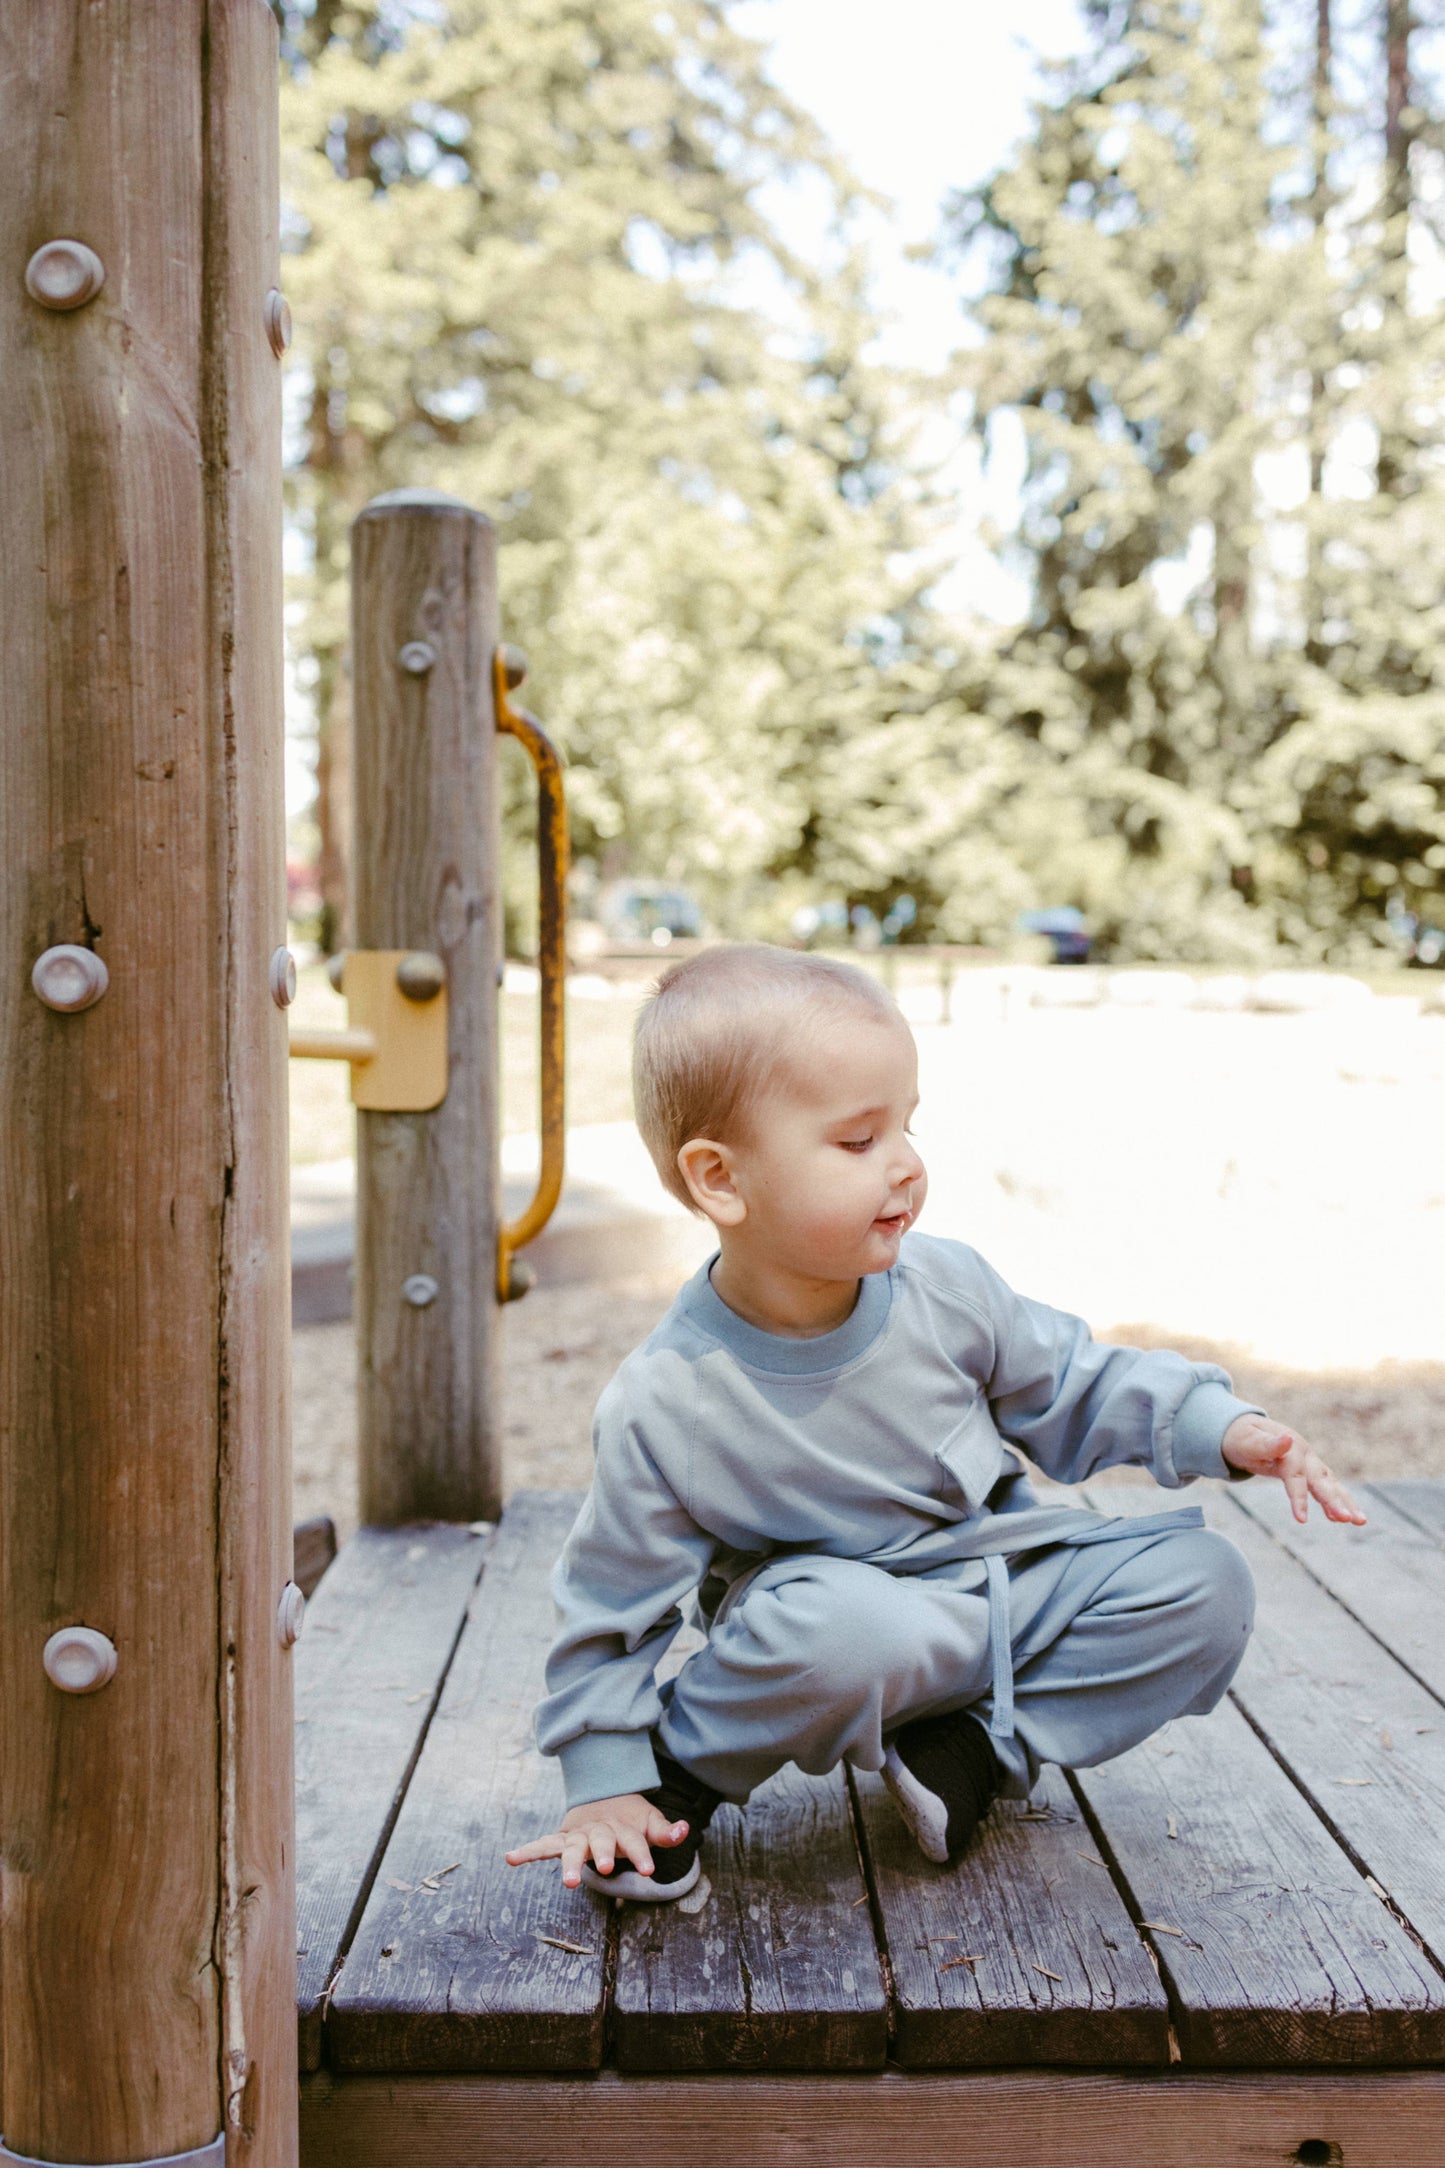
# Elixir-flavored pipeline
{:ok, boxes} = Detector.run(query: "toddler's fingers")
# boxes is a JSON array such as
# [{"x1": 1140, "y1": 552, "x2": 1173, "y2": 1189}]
[
  {"x1": 1282, "y1": 1455, "x2": 1312, "y2": 1523},
  {"x1": 560, "y1": 1833, "x2": 590, "y2": 1889},
  {"x1": 587, "y1": 1822, "x2": 619, "y2": 1878},
  {"x1": 647, "y1": 1810, "x2": 689, "y2": 1850},
  {"x1": 1309, "y1": 1462, "x2": 1367, "y2": 1525},
  {"x1": 505, "y1": 1832, "x2": 565, "y2": 1867},
  {"x1": 619, "y1": 1828, "x2": 655, "y2": 1876}
]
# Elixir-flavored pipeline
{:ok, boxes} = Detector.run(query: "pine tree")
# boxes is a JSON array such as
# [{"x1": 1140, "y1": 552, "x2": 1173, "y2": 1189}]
[
  {"x1": 943, "y1": 0, "x2": 1445, "y2": 960},
  {"x1": 272, "y1": 0, "x2": 930, "y2": 946}
]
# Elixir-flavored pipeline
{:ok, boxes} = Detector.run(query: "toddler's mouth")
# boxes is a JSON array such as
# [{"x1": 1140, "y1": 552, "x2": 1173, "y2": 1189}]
[{"x1": 874, "y1": 1209, "x2": 911, "y2": 1235}]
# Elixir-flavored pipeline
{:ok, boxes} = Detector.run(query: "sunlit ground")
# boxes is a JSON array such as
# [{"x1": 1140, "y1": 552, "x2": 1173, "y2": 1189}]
[{"x1": 290, "y1": 960, "x2": 1445, "y2": 1534}]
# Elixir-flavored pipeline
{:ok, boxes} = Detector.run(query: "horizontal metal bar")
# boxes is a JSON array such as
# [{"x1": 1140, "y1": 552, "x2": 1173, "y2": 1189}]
[{"x1": 287, "y1": 1026, "x2": 378, "y2": 1063}]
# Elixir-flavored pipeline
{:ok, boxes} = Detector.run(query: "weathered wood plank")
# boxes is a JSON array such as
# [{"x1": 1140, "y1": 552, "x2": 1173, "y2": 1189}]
[
  {"x1": 351, "y1": 491, "x2": 504, "y2": 1525},
  {"x1": 853, "y1": 1762, "x2": 1169, "y2": 2068},
  {"x1": 1, "y1": 6, "x2": 292, "y2": 2157},
  {"x1": 613, "y1": 1763, "x2": 885, "y2": 2073},
  {"x1": 1195, "y1": 1489, "x2": 1445, "y2": 1986},
  {"x1": 299, "y1": 2068, "x2": 1445, "y2": 2168},
  {"x1": 1371, "y1": 1479, "x2": 1445, "y2": 1548},
  {"x1": 1078, "y1": 1485, "x2": 1445, "y2": 2065},
  {"x1": 1231, "y1": 1480, "x2": 1445, "y2": 1705},
  {"x1": 327, "y1": 1490, "x2": 608, "y2": 2072},
  {"x1": 295, "y1": 1523, "x2": 487, "y2": 2071}
]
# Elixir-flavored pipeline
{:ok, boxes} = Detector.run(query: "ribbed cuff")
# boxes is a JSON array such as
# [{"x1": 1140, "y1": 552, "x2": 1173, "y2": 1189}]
[
  {"x1": 557, "y1": 1729, "x2": 661, "y2": 1811},
  {"x1": 1172, "y1": 1381, "x2": 1265, "y2": 1482}
]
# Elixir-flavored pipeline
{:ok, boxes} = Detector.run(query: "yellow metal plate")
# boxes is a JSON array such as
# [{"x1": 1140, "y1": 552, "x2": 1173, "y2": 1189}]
[{"x1": 341, "y1": 950, "x2": 449, "y2": 1112}]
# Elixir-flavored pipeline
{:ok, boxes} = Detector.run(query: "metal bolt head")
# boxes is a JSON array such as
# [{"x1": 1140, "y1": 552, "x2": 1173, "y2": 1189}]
[
  {"x1": 43, "y1": 1626, "x2": 118, "y2": 1695},
  {"x1": 269, "y1": 945, "x2": 297, "y2": 1008},
  {"x1": 32, "y1": 944, "x2": 109, "y2": 1013},
  {"x1": 277, "y1": 1581, "x2": 306, "y2": 1650},
  {"x1": 264, "y1": 287, "x2": 292, "y2": 357},
  {"x1": 502, "y1": 1256, "x2": 536, "y2": 1303},
  {"x1": 396, "y1": 951, "x2": 446, "y2": 1003},
  {"x1": 500, "y1": 643, "x2": 528, "y2": 691},
  {"x1": 398, "y1": 640, "x2": 437, "y2": 676},
  {"x1": 26, "y1": 239, "x2": 106, "y2": 312},
  {"x1": 325, "y1": 951, "x2": 347, "y2": 994},
  {"x1": 402, "y1": 1273, "x2": 439, "y2": 1308}
]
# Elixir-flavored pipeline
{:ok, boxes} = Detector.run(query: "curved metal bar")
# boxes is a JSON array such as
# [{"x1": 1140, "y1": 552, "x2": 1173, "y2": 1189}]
[{"x1": 493, "y1": 647, "x2": 569, "y2": 1301}]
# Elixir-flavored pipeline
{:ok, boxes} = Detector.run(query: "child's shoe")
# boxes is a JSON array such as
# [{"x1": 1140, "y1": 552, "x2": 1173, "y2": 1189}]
[
  {"x1": 579, "y1": 1750, "x2": 722, "y2": 1902},
  {"x1": 882, "y1": 1708, "x2": 999, "y2": 1865}
]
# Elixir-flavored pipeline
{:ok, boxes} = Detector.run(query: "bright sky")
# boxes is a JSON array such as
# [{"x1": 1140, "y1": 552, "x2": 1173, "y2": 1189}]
[
  {"x1": 732, "y1": 0, "x2": 1089, "y2": 623},
  {"x1": 734, "y1": 0, "x2": 1088, "y2": 370}
]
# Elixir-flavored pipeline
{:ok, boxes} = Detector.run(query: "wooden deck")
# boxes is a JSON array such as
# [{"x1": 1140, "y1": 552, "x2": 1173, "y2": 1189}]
[{"x1": 295, "y1": 1482, "x2": 1445, "y2": 2167}]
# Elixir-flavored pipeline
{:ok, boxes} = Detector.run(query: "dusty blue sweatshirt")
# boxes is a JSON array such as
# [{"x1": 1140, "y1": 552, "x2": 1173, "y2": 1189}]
[{"x1": 538, "y1": 1231, "x2": 1259, "y2": 1806}]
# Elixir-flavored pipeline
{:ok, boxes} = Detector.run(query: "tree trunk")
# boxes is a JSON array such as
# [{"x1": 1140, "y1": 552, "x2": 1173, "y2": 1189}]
[
  {"x1": 1378, "y1": 0, "x2": 1414, "y2": 497},
  {"x1": 1306, "y1": 0, "x2": 1333, "y2": 664}
]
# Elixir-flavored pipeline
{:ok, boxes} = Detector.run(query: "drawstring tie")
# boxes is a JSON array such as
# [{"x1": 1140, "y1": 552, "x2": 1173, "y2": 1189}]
[
  {"x1": 976, "y1": 1502, "x2": 1207, "y2": 1743},
  {"x1": 984, "y1": 1552, "x2": 1014, "y2": 1740}
]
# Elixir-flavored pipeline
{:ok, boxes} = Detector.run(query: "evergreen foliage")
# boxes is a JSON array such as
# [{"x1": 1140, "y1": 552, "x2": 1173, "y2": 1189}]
[
  {"x1": 273, "y1": 0, "x2": 930, "y2": 947},
  {"x1": 943, "y1": 0, "x2": 1445, "y2": 960},
  {"x1": 276, "y1": 0, "x2": 1445, "y2": 963}
]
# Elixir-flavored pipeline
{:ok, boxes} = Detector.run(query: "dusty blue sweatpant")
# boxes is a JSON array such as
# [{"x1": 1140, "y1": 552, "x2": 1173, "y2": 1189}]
[{"x1": 656, "y1": 1521, "x2": 1255, "y2": 1802}]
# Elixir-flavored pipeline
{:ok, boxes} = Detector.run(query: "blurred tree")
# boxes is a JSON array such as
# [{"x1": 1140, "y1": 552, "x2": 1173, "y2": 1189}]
[
  {"x1": 940, "y1": 0, "x2": 1445, "y2": 960},
  {"x1": 271, "y1": 0, "x2": 931, "y2": 948}
]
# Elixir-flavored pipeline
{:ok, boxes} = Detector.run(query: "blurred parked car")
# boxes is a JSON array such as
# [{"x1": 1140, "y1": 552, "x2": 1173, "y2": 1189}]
[
  {"x1": 598, "y1": 880, "x2": 705, "y2": 949},
  {"x1": 1017, "y1": 906, "x2": 1092, "y2": 964},
  {"x1": 1387, "y1": 902, "x2": 1445, "y2": 968}
]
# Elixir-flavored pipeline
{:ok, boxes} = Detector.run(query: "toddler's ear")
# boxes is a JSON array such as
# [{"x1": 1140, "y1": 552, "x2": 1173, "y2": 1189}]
[{"x1": 675, "y1": 1137, "x2": 746, "y2": 1227}]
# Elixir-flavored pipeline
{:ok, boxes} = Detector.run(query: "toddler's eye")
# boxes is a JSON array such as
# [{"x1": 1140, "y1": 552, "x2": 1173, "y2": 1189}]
[{"x1": 839, "y1": 1136, "x2": 872, "y2": 1153}]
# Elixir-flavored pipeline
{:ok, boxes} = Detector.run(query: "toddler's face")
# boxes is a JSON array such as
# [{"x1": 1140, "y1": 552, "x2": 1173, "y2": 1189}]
[{"x1": 728, "y1": 1011, "x2": 927, "y2": 1281}]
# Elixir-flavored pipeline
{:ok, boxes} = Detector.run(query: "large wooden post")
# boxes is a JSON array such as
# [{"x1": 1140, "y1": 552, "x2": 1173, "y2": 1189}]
[
  {"x1": 351, "y1": 493, "x2": 505, "y2": 1525},
  {"x1": 0, "y1": 6, "x2": 295, "y2": 2164}
]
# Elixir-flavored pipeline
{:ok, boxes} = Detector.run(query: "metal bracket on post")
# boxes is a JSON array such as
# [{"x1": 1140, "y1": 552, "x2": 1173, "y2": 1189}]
[
  {"x1": 0, "y1": 2140, "x2": 224, "y2": 2168},
  {"x1": 288, "y1": 949, "x2": 449, "y2": 1111}
]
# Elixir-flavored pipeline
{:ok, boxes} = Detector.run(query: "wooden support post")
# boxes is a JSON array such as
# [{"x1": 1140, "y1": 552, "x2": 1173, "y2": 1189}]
[
  {"x1": 351, "y1": 493, "x2": 504, "y2": 1524},
  {"x1": 0, "y1": 6, "x2": 295, "y2": 2164}
]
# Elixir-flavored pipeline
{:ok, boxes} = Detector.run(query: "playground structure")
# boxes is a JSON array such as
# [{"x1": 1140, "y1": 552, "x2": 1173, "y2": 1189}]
[{"x1": 4, "y1": 7, "x2": 1445, "y2": 2167}]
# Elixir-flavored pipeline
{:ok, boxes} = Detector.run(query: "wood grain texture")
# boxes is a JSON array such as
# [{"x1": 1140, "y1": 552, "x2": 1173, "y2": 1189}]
[
  {"x1": 1079, "y1": 1486, "x2": 1445, "y2": 2066},
  {"x1": 299, "y1": 2068, "x2": 1445, "y2": 2168},
  {"x1": 1232, "y1": 1480, "x2": 1445, "y2": 1703},
  {"x1": 351, "y1": 492, "x2": 503, "y2": 1525},
  {"x1": 0, "y1": 5, "x2": 292, "y2": 2160},
  {"x1": 1371, "y1": 1478, "x2": 1445, "y2": 1547},
  {"x1": 326, "y1": 1492, "x2": 608, "y2": 2072},
  {"x1": 613, "y1": 1765, "x2": 885, "y2": 2073},
  {"x1": 294, "y1": 1524, "x2": 488, "y2": 2071},
  {"x1": 853, "y1": 1763, "x2": 1169, "y2": 2068},
  {"x1": 206, "y1": 9, "x2": 297, "y2": 2159},
  {"x1": 1199, "y1": 1489, "x2": 1445, "y2": 1985}
]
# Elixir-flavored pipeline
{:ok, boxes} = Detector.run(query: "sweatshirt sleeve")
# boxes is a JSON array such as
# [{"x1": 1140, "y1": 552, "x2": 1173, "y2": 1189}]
[
  {"x1": 535, "y1": 1374, "x2": 716, "y2": 1809},
  {"x1": 970, "y1": 1255, "x2": 1262, "y2": 1487}
]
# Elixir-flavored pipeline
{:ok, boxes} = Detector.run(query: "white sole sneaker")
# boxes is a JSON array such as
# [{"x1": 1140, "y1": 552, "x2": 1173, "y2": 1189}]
[
  {"x1": 882, "y1": 1744, "x2": 950, "y2": 1865},
  {"x1": 579, "y1": 1853, "x2": 702, "y2": 1903}
]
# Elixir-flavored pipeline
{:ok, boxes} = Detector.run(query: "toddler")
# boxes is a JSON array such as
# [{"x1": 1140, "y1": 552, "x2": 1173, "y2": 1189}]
[{"x1": 507, "y1": 945, "x2": 1364, "y2": 1901}]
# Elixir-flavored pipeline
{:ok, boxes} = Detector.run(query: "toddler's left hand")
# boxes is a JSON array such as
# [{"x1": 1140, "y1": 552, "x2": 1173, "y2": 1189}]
[{"x1": 1221, "y1": 1413, "x2": 1366, "y2": 1526}]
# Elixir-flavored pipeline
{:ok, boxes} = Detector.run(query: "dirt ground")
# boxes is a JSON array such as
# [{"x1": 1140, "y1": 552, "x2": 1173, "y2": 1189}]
[{"x1": 292, "y1": 1279, "x2": 1445, "y2": 1542}]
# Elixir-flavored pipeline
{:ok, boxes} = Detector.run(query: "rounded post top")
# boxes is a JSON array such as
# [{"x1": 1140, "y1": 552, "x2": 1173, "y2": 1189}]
[{"x1": 355, "y1": 488, "x2": 491, "y2": 526}]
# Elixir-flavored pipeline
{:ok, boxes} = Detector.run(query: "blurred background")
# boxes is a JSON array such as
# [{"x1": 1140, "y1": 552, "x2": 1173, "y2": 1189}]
[{"x1": 271, "y1": 0, "x2": 1445, "y2": 1530}]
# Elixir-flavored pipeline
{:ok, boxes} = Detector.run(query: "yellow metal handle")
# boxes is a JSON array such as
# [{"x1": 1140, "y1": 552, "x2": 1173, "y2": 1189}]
[{"x1": 494, "y1": 646, "x2": 568, "y2": 1302}]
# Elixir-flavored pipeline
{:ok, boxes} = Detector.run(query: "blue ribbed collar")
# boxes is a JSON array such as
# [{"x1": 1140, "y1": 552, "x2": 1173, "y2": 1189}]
[{"x1": 679, "y1": 1255, "x2": 894, "y2": 1375}]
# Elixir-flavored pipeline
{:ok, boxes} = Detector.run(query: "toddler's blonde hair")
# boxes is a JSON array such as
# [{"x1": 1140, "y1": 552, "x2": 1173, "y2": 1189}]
[{"x1": 633, "y1": 943, "x2": 901, "y2": 1210}]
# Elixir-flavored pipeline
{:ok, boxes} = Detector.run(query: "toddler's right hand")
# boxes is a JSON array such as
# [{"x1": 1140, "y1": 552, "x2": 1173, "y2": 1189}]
[{"x1": 504, "y1": 1792, "x2": 689, "y2": 1889}]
